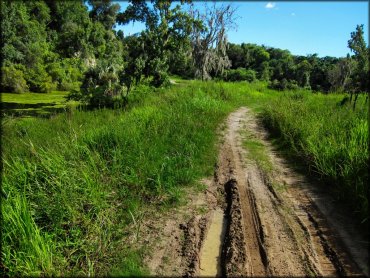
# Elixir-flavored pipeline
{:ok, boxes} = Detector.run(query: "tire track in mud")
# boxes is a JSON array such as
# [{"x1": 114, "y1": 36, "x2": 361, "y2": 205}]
[{"x1": 183, "y1": 107, "x2": 367, "y2": 277}]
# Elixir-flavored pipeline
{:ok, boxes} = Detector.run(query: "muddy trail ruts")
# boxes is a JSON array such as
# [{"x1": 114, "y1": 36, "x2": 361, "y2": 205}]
[{"x1": 180, "y1": 107, "x2": 368, "y2": 277}]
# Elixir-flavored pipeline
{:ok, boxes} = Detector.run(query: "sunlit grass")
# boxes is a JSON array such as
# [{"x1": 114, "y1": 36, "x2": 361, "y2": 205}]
[
  {"x1": 1, "y1": 91, "x2": 69, "y2": 104},
  {"x1": 261, "y1": 91, "x2": 368, "y2": 223}
]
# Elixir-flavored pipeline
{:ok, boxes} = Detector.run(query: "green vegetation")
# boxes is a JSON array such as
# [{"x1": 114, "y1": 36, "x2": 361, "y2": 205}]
[
  {"x1": 1, "y1": 0, "x2": 123, "y2": 95},
  {"x1": 223, "y1": 68, "x2": 257, "y2": 83},
  {"x1": 2, "y1": 81, "x2": 269, "y2": 276},
  {"x1": 262, "y1": 91, "x2": 368, "y2": 222}
]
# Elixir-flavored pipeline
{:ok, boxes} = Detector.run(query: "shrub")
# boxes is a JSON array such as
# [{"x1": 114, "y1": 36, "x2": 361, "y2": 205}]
[
  {"x1": 268, "y1": 78, "x2": 299, "y2": 91},
  {"x1": 59, "y1": 81, "x2": 81, "y2": 91},
  {"x1": 68, "y1": 63, "x2": 124, "y2": 107},
  {"x1": 24, "y1": 63, "x2": 55, "y2": 93},
  {"x1": 46, "y1": 59, "x2": 84, "y2": 91},
  {"x1": 223, "y1": 68, "x2": 257, "y2": 82},
  {"x1": 47, "y1": 62, "x2": 66, "y2": 85},
  {"x1": 1, "y1": 64, "x2": 29, "y2": 93}
]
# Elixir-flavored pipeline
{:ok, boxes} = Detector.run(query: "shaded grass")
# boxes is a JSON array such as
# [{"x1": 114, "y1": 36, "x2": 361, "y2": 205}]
[{"x1": 261, "y1": 91, "x2": 369, "y2": 226}]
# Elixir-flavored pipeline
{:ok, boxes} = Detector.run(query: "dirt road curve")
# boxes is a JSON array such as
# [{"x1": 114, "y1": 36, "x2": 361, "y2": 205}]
[{"x1": 143, "y1": 107, "x2": 369, "y2": 277}]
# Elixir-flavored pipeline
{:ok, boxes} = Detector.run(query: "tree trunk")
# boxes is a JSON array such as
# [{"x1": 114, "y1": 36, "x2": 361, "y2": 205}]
[{"x1": 353, "y1": 92, "x2": 359, "y2": 110}]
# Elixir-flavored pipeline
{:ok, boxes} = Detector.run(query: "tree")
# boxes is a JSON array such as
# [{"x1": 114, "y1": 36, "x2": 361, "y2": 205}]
[
  {"x1": 296, "y1": 60, "x2": 312, "y2": 89},
  {"x1": 347, "y1": 24, "x2": 369, "y2": 109},
  {"x1": 226, "y1": 43, "x2": 245, "y2": 69},
  {"x1": 258, "y1": 61, "x2": 271, "y2": 81},
  {"x1": 117, "y1": 0, "x2": 194, "y2": 87},
  {"x1": 328, "y1": 55, "x2": 354, "y2": 93},
  {"x1": 347, "y1": 24, "x2": 369, "y2": 96},
  {"x1": 1, "y1": 0, "x2": 57, "y2": 92},
  {"x1": 190, "y1": 3, "x2": 238, "y2": 80},
  {"x1": 88, "y1": 0, "x2": 120, "y2": 30},
  {"x1": 310, "y1": 55, "x2": 339, "y2": 92},
  {"x1": 266, "y1": 48, "x2": 295, "y2": 82},
  {"x1": 168, "y1": 37, "x2": 195, "y2": 78},
  {"x1": 119, "y1": 34, "x2": 146, "y2": 97}
]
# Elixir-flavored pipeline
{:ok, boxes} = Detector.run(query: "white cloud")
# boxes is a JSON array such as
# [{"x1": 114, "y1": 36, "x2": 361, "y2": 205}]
[
  {"x1": 265, "y1": 2, "x2": 276, "y2": 9},
  {"x1": 291, "y1": 12, "x2": 296, "y2": 16}
]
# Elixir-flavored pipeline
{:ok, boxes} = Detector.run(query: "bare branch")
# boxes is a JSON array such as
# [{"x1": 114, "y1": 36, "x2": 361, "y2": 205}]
[{"x1": 190, "y1": 3, "x2": 238, "y2": 80}]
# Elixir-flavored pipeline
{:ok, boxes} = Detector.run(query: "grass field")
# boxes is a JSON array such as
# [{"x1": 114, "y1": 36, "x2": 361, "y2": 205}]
[
  {"x1": 2, "y1": 81, "x2": 368, "y2": 276},
  {"x1": 1, "y1": 91, "x2": 69, "y2": 104},
  {"x1": 1, "y1": 91, "x2": 76, "y2": 117}
]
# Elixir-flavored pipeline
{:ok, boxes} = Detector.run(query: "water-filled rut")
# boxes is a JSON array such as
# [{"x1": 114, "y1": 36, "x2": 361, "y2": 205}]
[{"x1": 198, "y1": 209, "x2": 226, "y2": 276}]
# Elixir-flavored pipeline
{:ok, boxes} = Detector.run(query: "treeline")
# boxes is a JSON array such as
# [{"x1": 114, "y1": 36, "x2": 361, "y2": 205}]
[
  {"x1": 1, "y1": 0, "x2": 368, "y2": 105},
  {"x1": 223, "y1": 39, "x2": 369, "y2": 95}
]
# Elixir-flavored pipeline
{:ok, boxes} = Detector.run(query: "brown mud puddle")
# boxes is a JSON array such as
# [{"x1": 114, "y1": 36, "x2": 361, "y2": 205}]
[{"x1": 199, "y1": 209, "x2": 226, "y2": 276}]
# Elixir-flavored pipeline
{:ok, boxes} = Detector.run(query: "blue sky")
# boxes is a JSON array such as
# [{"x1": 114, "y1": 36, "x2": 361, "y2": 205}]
[{"x1": 114, "y1": 1, "x2": 369, "y2": 58}]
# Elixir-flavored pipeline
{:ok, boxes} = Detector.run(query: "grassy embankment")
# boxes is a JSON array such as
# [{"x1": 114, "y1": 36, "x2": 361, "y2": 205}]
[
  {"x1": 2, "y1": 81, "x2": 368, "y2": 276},
  {"x1": 261, "y1": 91, "x2": 368, "y2": 225},
  {"x1": 2, "y1": 81, "x2": 274, "y2": 276}
]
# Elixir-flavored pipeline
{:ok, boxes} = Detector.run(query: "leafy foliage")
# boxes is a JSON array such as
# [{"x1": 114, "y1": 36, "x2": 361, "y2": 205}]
[
  {"x1": 222, "y1": 68, "x2": 256, "y2": 82},
  {"x1": 1, "y1": 63, "x2": 29, "y2": 93},
  {"x1": 1, "y1": 0, "x2": 125, "y2": 96},
  {"x1": 348, "y1": 24, "x2": 369, "y2": 93},
  {"x1": 117, "y1": 0, "x2": 194, "y2": 87},
  {"x1": 69, "y1": 62, "x2": 124, "y2": 107}
]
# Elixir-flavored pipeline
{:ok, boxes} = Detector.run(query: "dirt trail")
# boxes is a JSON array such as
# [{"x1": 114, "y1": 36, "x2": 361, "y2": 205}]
[{"x1": 141, "y1": 107, "x2": 368, "y2": 277}]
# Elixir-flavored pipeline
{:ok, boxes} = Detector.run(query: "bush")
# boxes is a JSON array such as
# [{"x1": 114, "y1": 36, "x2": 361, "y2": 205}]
[
  {"x1": 223, "y1": 68, "x2": 256, "y2": 82},
  {"x1": 47, "y1": 62, "x2": 66, "y2": 85},
  {"x1": 1, "y1": 64, "x2": 29, "y2": 93},
  {"x1": 46, "y1": 59, "x2": 84, "y2": 91},
  {"x1": 25, "y1": 63, "x2": 55, "y2": 93},
  {"x1": 68, "y1": 63, "x2": 124, "y2": 107},
  {"x1": 268, "y1": 78, "x2": 299, "y2": 91},
  {"x1": 59, "y1": 81, "x2": 81, "y2": 91}
]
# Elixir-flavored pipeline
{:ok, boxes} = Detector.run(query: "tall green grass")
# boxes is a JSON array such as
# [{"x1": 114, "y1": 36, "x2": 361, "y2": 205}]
[
  {"x1": 261, "y1": 91, "x2": 369, "y2": 225},
  {"x1": 2, "y1": 81, "x2": 271, "y2": 276}
]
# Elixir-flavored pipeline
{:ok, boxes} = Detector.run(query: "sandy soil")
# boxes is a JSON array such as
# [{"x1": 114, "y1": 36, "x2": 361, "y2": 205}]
[{"x1": 138, "y1": 107, "x2": 368, "y2": 277}]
